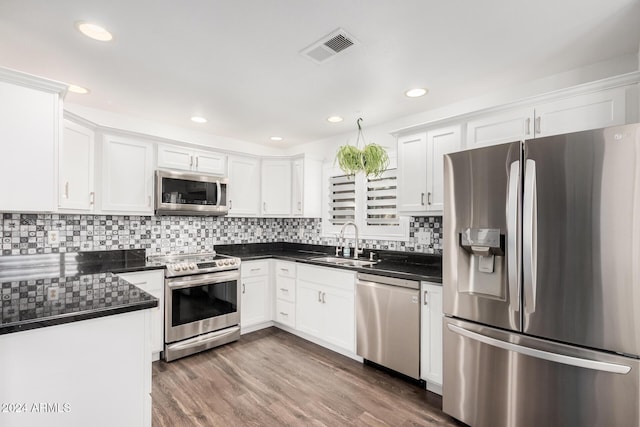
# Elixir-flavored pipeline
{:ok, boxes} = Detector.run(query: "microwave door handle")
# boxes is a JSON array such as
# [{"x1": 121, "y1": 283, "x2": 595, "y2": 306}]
[
  {"x1": 216, "y1": 181, "x2": 222, "y2": 206},
  {"x1": 523, "y1": 158, "x2": 537, "y2": 314},
  {"x1": 507, "y1": 160, "x2": 520, "y2": 314}
]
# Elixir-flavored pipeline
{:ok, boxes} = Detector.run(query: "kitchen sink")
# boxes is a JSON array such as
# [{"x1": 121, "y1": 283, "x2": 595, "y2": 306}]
[{"x1": 310, "y1": 256, "x2": 378, "y2": 267}]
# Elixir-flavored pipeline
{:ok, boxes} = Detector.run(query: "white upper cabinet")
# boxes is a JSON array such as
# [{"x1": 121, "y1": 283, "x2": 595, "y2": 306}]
[
  {"x1": 227, "y1": 155, "x2": 261, "y2": 216},
  {"x1": 101, "y1": 134, "x2": 154, "y2": 214},
  {"x1": 426, "y1": 126, "x2": 462, "y2": 212},
  {"x1": 397, "y1": 133, "x2": 428, "y2": 214},
  {"x1": 533, "y1": 87, "x2": 626, "y2": 137},
  {"x1": 466, "y1": 86, "x2": 628, "y2": 149},
  {"x1": 261, "y1": 159, "x2": 292, "y2": 216},
  {"x1": 466, "y1": 107, "x2": 533, "y2": 149},
  {"x1": 292, "y1": 156, "x2": 322, "y2": 217},
  {"x1": 397, "y1": 126, "x2": 461, "y2": 215},
  {"x1": 158, "y1": 144, "x2": 226, "y2": 175},
  {"x1": 59, "y1": 119, "x2": 95, "y2": 211},
  {"x1": 0, "y1": 69, "x2": 65, "y2": 212}
]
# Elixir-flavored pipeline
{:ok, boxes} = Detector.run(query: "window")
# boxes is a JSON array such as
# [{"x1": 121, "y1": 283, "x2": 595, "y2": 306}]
[{"x1": 323, "y1": 163, "x2": 408, "y2": 241}]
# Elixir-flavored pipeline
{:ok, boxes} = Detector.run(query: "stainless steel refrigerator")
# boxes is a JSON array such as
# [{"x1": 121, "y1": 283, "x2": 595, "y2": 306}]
[{"x1": 442, "y1": 124, "x2": 640, "y2": 427}]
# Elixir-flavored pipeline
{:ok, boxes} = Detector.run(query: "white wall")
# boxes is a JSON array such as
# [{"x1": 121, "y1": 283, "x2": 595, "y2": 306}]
[
  {"x1": 287, "y1": 54, "x2": 639, "y2": 162},
  {"x1": 65, "y1": 103, "x2": 282, "y2": 157}
]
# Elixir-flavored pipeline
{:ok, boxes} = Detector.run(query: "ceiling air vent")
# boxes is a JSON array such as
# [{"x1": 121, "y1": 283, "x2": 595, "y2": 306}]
[{"x1": 300, "y1": 28, "x2": 359, "y2": 64}]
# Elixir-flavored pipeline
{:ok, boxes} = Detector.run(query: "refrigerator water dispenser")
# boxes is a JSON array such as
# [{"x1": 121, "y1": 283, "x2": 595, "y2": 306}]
[{"x1": 458, "y1": 228, "x2": 506, "y2": 298}]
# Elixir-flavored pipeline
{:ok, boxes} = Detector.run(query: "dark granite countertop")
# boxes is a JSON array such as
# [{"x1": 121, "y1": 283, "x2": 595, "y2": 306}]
[
  {"x1": 215, "y1": 242, "x2": 442, "y2": 283},
  {"x1": 0, "y1": 250, "x2": 159, "y2": 335}
]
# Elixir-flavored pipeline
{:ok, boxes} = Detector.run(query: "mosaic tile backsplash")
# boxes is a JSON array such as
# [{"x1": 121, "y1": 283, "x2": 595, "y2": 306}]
[{"x1": 1, "y1": 213, "x2": 442, "y2": 257}]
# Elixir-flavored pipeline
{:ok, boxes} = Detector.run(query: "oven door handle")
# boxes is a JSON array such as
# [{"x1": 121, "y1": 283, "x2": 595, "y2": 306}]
[{"x1": 167, "y1": 272, "x2": 239, "y2": 289}]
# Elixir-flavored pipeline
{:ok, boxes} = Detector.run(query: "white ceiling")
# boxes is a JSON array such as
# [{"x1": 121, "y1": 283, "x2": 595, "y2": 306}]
[{"x1": 1, "y1": 0, "x2": 639, "y2": 147}]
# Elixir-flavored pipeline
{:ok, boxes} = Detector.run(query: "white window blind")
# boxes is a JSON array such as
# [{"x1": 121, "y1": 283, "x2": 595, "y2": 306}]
[
  {"x1": 366, "y1": 168, "x2": 399, "y2": 226},
  {"x1": 328, "y1": 175, "x2": 356, "y2": 225}
]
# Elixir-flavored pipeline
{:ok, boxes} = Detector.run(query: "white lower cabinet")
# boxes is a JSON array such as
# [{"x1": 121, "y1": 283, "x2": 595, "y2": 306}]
[
  {"x1": 296, "y1": 264, "x2": 355, "y2": 354},
  {"x1": 0, "y1": 310, "x2": 152, "y2": 427},
  {"x1": 274, "y1": 261, "x2": 296, "y2": 328},
  {"x1": 240, "y1": 261, "x2": 272, "y2": 332},
  {"x1": 420, "y1": 282, "x2": 443, "y2": 393},
  {"x1": 117, "y1": 270, "x2": 165, "y2": 360}
]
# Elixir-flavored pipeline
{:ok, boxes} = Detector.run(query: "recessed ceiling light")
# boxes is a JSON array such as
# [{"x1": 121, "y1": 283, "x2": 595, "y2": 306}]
[
  {"x1": 191, "y1": 116, "x2": 207, "y2": 123},
  {"x1": 327, "y1": 116, "x2": 344, "y2": 123},
  {"x1": 68, "y1": 84, "x2": 90, "y2": 94},
  {"x1": 270, "y1": 136, "x2": 284, "y2": 142},
  {"x1": 76, "y1": 22, "x2": 113, "y2": 42},
  {"x1": 405, "y1": 88, "x2": 428, "y2": 98}
]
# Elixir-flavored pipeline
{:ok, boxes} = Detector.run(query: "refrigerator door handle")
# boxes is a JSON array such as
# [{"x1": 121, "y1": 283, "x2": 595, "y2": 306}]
[
  {"x1": 447, "y1": 324, "x2": 631, "y2": 374},
  {"x1": 507, "y1": 161, "x2": 520, "y2": 313},
  {"x1": 523, "y1": 158, "x2": 537, "y2": 314}
]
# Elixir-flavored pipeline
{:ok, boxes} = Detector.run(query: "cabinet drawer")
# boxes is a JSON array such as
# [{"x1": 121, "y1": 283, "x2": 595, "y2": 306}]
[
  {"x1": 297, "y1": 264, "x2": 355, "y2": 291},
  {"x1": 276, "y1": 276, "x2": 296, "y2": 302},
  {"x1": 275, "y1": 261, "x2": 296, "y2": 278},
  {"x1": 117, "y1": 270, "x2": 164, "y2": 294},
  {"x1": 241, "y1": 260, "x2": 269, "y2": 277},
  {"x1": 276, "y1": 299, "x2": 296, "y2": 327}
]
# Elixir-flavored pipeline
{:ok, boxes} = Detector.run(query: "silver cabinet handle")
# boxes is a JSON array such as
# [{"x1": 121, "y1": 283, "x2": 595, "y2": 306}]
[
  {"x1": 525, "y1": 117, "x2": 531, "y2": 135},
  {"x1": 297, "y1": 201, "x2": 302, "y2": 210},
  {"x1": 196, "y1": 156, "x2": 199, "y2": 168},
  {"x1": 421, "y1": 192, "x2": 425, "y2": 205},
  {"x1": 263, "y1": 202, "x2": 267, "y2": 212},
  {"x1": 507, "y1": 160, "x2": 521, "y2": 313},
  {"x1": 229, "y1": 200, "x2": 232, "y2": 209},
  {"x1": 89, "y1": 191, "x2": 95, "y2": 205},
  {"x1": 280, "y1": 268, "x2": 289, "y2": 272},
  {"x1": 250, "y1": 268, "x2": 261, "y2": 272},
  {"x1": 523, "y1": 159, "x2": 537, "y2": 315},
  {"x1": 535, "y1": 116, "x2": 541, "y2": 134},
  {"x1": 322, "y1": 292, "x2": 326, "y2": 304},
  {"x1": 242, "y1": 283, "x2": 246, "y2": 294},
  {"x1": 448, "y1": 324, "x2": 631, "y2": 374},
  {"x1": 64, "y1": 182, "x2": 69, "y2": 199},
  {"x1": 147, "y1": 196, "x2": 151, "y2": 207},
  {"x1": 190, "y1": 155, "x2": 194, "y2": 167},
  {"x1": 280, "y1": 288, "x2": 288, "y2": 292},
  {"x1": 427, "y1": 192, "x2": 432, "y2": 205},
  {"x1": 317, "y1": 290, "x2": 322, "y2": 302},
  {"x1": 279, "y1": 312, "x2": 288, "y2": 316},
  {"x1": 423, "y1": 290, "x2": 428, "y2": 305}
]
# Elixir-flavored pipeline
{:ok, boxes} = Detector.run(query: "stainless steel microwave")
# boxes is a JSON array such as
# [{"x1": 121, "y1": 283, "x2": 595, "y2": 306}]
[{"x1": 155, "y1": 169, "x2": 228, "y2": 216}]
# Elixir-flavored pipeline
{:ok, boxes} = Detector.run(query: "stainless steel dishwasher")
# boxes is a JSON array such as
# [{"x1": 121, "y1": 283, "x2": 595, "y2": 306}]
[{"x1": 356, "y1": 273, "x2": 421, "y2": 379}]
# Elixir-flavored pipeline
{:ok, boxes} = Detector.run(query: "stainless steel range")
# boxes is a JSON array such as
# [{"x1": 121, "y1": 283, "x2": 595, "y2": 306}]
[{"x1": 149, "y1": 251, "x2": 241, "y2": 362}]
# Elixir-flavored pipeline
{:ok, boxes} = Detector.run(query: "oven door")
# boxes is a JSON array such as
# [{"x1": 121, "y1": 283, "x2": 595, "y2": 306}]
[{"x1": 165, "y1": 270, "x2": 240, "y2": 343}]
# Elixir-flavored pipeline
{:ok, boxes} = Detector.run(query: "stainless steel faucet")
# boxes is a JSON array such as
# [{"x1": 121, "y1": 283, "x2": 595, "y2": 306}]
[{"x1": 340, "y1": 221, "x2": 363, "y2": 259}]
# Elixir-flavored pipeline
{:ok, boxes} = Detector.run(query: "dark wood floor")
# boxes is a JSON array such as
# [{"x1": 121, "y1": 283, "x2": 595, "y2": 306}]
[{"x1": 152, "y1": 327, "x2": 464, "y2": 426}]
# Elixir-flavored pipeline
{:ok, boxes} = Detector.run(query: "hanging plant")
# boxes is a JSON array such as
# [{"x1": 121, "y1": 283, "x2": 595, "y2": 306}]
[
  {"x1": 335, "y1": 118, "x2": 389, "y2": 177},
  {"x1": 361, "y1": 142, "x2": 389, "y2": 177}
]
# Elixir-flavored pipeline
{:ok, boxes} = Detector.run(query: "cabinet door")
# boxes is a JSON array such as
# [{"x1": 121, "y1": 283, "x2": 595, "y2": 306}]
[
  {"x1": 118, "y1": 270, "x2": 165, "y2": 357},
  {"x1": 157, "y1": 144, "x2": 193, "y2": 171},
  {"x1": 321, "y1": 285, "x2": 355, "y2": 353},
  {"x1": 241, "y1": 275, "x2": 270, "y2": 328},
  {"x1": 261, "y1": 159, "x2": 292, "y2": 216},
  {"x1": 426, "y1": 125, "x2": 461, "y2": 212},
  {"x1": 102, "y1": 135, "x2": 154, "y2": 213},
  {"x1": 194, "y1": 150, "x2": 226, "y2": 175},
  {"x1": 534, "y1": 87, "x2": 626, "y2": 138},
  {"x1": 295, "y1": 279, "x2": 323, "y2": 339},
  {"x1": 228, "y1": 156, "x2": 260, "y2": 216},
  {"x1": 421, "y1": 283, "x2": 443, "y2": 387},
  {"x1": 0, "y1": 80, "x2": 59, "y2": 212},
  {"x1": 60, "y1": 120, "x2": 95, "y2": 211},
  {"x1": 397, "y1": 133, "x2": 428, "y2": 213},
  {"x1": 291, "y1": 158, "x2": 304, "y2": 215},
  {"x1": 466, "y1": 107, "x2": 533, "y2": 148}
]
